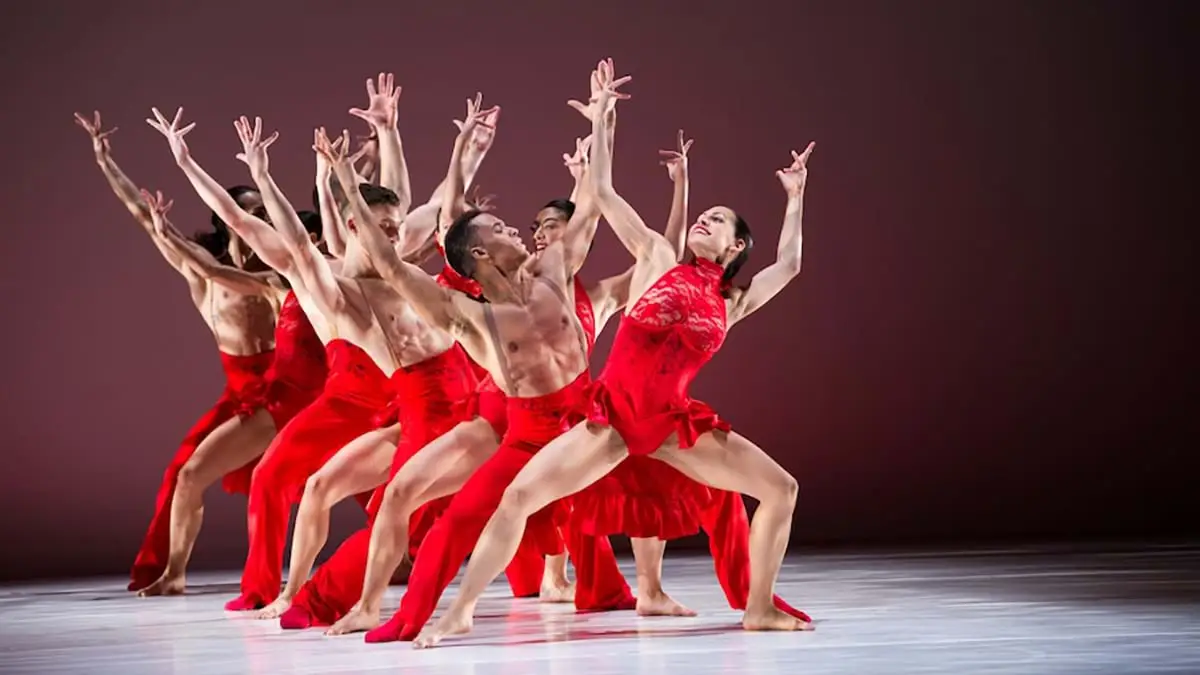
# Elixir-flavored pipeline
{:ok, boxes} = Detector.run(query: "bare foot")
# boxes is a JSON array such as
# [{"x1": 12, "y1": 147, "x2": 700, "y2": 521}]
[
  {"x1": 252, "y1": 595, "x2": 294, "y2": 620},
  {"x1": 412, "y1": 610, "x2": 473, "y2": 649},
  {"x1": 636, "y1": 591, "x2": 697, "y2": 617},
  {"x1": 539, "y1": 580, "x2": 576, "y2": 603},
  {"x1": 137, "y1": 574, "x2": 185, "y2": 597},
  {"x1": 742, "y1": 605, "x2": 813, "y2": 631},
  {"x1": 326, "y1": 606, "x2": 381, "y2": 636}
]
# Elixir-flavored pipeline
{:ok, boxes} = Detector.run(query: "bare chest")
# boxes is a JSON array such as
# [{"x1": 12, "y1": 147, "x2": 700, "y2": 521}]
[
  {"x1": 345, "y1": 278, "x2": 451, "y2": 370},
  {"x1": 202, "y1": 284, "x2": 277, "y2": 352}
]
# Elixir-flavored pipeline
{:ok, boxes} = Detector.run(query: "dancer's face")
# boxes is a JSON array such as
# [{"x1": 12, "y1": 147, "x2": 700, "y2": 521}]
[
  {"x1": 531, "y1": 206, "x2": 570, "y2": 251},
  {"x1": 470, "y1": 213, "x2": 529, "y2": 270},
  {"x1": 347, "y1": 203, "x2": 403, "y2": 244},
  {"x1": 687, "y1": 206, "x2": 744, "y2": 261}
]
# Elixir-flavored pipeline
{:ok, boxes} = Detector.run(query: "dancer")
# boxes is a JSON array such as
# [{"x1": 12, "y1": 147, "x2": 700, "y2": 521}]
[
  {"x1": 412, "y1": 60, "x2": 814, "y2": 648},
  {"x1": 318, "y1": 74, "x2": 641, "y2": 644},
  {"x1": 321, "y1": 126, "x2": 637, "y2": 637},
  {"x1": 272, "y1": 96, "x2": 575, "y2": 631},
  {"x1": 72, "y1": 111, "x2": 314, "y2": 596},
  {"x1": 570, "y1": 129, "x2": 810, "y2": 621}
]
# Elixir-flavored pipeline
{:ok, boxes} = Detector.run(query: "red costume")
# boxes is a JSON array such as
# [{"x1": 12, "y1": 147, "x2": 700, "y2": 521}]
[
  {"x1": 127, "y1": 351, "x2": 274, "y2": 590},
  {"x1": 225, "y1": 338, "x2": 393, "y2": 610},
  {"x1": 578, "y1": 259, "x2": 810, "y2": 621},
  {"x1": 363, "y1": 275, "x2": 634, "y2": 643},
  {"x1": 128, "y1": 290, "x2": 327, "y2": 591},
  {"x1": 280, "y1": 344, "x2": 479, "y2": 628}
]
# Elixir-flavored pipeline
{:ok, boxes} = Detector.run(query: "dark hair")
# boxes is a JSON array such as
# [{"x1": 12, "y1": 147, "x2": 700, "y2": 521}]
[
  {"x1": 722, "y1": 213, "x2": 754, "y2": 291},
  {"x1": 297, "y1": 210, "x2": 323, "y2": 239},
  {"x1": 541, "y1": 198, "x2": 575, "y2": 220},
  {"x1": 358, "y1": 183, "x2": 400, "y2": 208},
  {"x1": 444, "y1": 209, "x2": 485, "y2": 278},
  {"x1": 193, "y1": 185, "x2": 257, "y2": 264}
]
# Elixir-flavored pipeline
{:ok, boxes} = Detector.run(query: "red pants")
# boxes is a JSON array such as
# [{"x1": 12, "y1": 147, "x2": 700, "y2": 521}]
[
  {"x1": 128, "y1": 351, "x2": 274, "y2": 590},
  {"x1": 365, "y1": 372, "x2": 633, "y2": 642},
  {"x1": 283, "y1": 346, "x2": 481, "y2": 627},
  {"x1": 230, "y1": 340, "x2": 392, "y2": 609}
]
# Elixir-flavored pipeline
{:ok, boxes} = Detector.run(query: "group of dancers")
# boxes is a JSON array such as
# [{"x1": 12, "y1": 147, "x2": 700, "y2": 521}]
[{"x1": 77, "y1": 58, "x2": 815, "y2": 648}]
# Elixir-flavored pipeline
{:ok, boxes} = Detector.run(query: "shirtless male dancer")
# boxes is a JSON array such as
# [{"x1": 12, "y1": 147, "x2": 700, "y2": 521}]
[
  {"x1": 319, "y1": 99, "x2": 642, "y2": 637},
  {"x1": 412, "y1": 60, "x2": 814, "y2": 647},
  {"x1": 144, "y1": 100, "x2": 411, "y2": 610},
  {"x1": 305, "y1": 79, "x2": 649, "y2": 644},
  {"x1": 73, "y1": 111, "x2": 321, "y2": 597}
]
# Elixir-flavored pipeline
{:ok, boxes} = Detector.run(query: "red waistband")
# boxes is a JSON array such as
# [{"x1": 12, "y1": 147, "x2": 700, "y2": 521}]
[
  {"x1": 218, "y1": 350, "x2": 275, "y2": 375},
  {"x1": 387, "y1": 344, "x2": 477, "y2": 405}
]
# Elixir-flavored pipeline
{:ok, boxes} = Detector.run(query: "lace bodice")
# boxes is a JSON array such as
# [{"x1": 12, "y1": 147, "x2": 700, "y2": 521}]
[
  {"x1": 598, "y1": 259, "x2": 727, "y2": 405},
  {"x1": 573, "y1": 275, "x2": 596, "y2": 354},
  {"x1": 270, "y1": 291, "x2": 328, "y2": 390}
]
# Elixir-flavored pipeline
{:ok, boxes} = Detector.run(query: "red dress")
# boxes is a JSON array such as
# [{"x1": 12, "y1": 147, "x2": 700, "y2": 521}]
[
  {"x1": 578, "y1": 258, "x2": 810, "y2": 622},
  {"x1": 127, "y1": 350, "x2": 275, "y2": 591}
]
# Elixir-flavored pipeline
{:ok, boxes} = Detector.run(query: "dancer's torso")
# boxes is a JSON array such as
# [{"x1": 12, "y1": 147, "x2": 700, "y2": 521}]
[
  {"x1": 333, "y1": 276, "x2": 457, "y2": 374},
  {"x1": 269, "y1": 291, "x2": 330, "y2": 390},
  {"x1": 192, "y1": 279, "x2": 278, "y2": 356},
  {"x1": 598, "y1": 260, "x2": 728, "y2": 407}
]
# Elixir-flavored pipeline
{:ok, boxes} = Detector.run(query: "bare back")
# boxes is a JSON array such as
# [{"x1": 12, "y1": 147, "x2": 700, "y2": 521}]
[
  {"x1": 333, "y1": 276, "x2": 457, "y2": 374},
  {"x1": 460, "y1": 244, "x2": 590, "y2": 398},
  {"x1": 192, "y1": 279, "x2": 278, "y2": 356}
]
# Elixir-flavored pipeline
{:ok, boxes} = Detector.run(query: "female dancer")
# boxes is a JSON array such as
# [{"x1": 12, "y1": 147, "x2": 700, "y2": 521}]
[
  {"x1": 413, "y1": 62, "x2": 814, "y2": 647},
  {"x1": 72, "y1": 111, "x2": 301, "y2": 596}
]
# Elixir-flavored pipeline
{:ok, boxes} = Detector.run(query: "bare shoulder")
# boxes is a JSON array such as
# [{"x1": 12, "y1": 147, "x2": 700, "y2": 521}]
[{"x1": 529, "y1": 242, "x2": 571, "y2": 285}]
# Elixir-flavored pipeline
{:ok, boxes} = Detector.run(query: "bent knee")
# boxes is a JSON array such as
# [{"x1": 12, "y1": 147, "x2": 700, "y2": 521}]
[
  {"x1": 382, "y1": 476, "x2": 419, "y2": 512},
  {"x1": 767, "y1": 471, "x2": 800, "y2": 507},
  {"x1": 497, "y1": 483, "x2": 541, "y2": 519},
  {"x1": 176, "y1": 461, "x2": 206, "y2": 491},
  {"x1": 302, "y1": 472, "x2": 335, "y2": 506}
]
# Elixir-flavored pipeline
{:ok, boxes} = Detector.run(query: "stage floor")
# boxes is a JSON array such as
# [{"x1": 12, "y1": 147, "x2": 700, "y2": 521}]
[{"x1": 1, "y1": 544, "x2": 1197, "y2": 674}]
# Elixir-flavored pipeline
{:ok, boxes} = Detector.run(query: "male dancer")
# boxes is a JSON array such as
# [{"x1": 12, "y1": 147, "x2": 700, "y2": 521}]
[
  {"x1": 314, "y1": 76, "x2": 641, "y2": 644},
  {"x1": 74, "y1": 111, "x2": 310, "y2": 596},
  {"x1": 317, "y1": 110, "x2": 639, "y2": 636}
]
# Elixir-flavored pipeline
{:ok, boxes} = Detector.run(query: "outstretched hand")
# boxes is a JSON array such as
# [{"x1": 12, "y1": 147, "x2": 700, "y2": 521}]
[
  {"x1": 145, "y1": 107, "x2": 196, "y2": 163},
  {"x1": 563, "y1": 135, "x2": 593, "y2": 181},
  {"x1": 313, "y1": 127, "x2": 352, "y2": 175},
  {"x1": 452, "y1": 93, "x2": 500, "y2": 152},
  {"x1": 776, "y1": 142, "x2": 815, "y2": 195},
  {"x1": 568, "y1": 58, "x2": 630, "y2": 122},
  {"x1": 233, "y1": 116, "x2": 279, "y2": 175},
  {"x1": 467, "y1": 185, "x2": 497, "y2": 212},
  {"x1": 73, "y1": 110, "x2": 117, "y2": 157},
  {"x1": 659, "y1": 130, "x2": 693, "y2": 181},
  {"x1": 140, "y1": 189, "x2": 174, "y2": 237},
  {"x1": 349, "y1": 72, "x2": 401, "y2": 129}
]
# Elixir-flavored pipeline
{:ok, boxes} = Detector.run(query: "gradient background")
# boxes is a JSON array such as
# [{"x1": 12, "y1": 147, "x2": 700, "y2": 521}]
[{"x1": 0, "y1": 1, "x2": 1194, "y2": 582}]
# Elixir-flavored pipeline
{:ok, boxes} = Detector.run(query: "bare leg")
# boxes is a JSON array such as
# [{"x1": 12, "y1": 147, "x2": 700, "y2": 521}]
[
  {"x1": 413, "y1": 422, "x2": 627, "y2": 649},
  {"x1": 254, "y1": 425, "x2": 399, "y2": 619},
  {"x1": 139, "y1": 410, "x2": 277, "y2": 597},
  {"x1": 630, "y1": 537, "x2": 696, "y2": 616},
  {"x1": 326, "y1": 418, "x2": 499, "y2": 635},
  {"x1": 539, "y1": 551, "x2": 574, "y2": 603},
  {"x1": 652, "y1": 432, "x2": 807, "y2": 631}
]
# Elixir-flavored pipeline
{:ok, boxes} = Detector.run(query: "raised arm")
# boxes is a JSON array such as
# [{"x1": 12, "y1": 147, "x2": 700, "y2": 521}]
[
  {"x1": 146, "y1": 107, "x2": 296, "y2": 276},
  {"x1": 143, "y1": 189, "x2": 279, "y2": 296},
  {"x1": 437, "y1": 95, "x2": 499, "y2": 247},
  {"x1": 315, "y1": 128, "x2": 350, "y2": 257},
  {"x1": 660, "y1": 130, "x2": 693, "y2": 261},
  {"x1": 559, "y1": 135, "x2": 603, "y2": 275},
  {"x1": 587, "y1": 60, "x2": 675, "y2": 264},
  {"x1": 235, "y1": 116, "x2": 344, "y2": 314},
  {"x1": 349, "y1": 73, "x2": 411, "y2": 214},
  {"x1": 74, "y1": 111, "x2": 191, "y2": 270},
  {"x1": 729, "y1": 144, "x2": 814, "y2": 325},
  {"x1": 320, "y1": 130, "x2": 479, "y2": 338}
]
